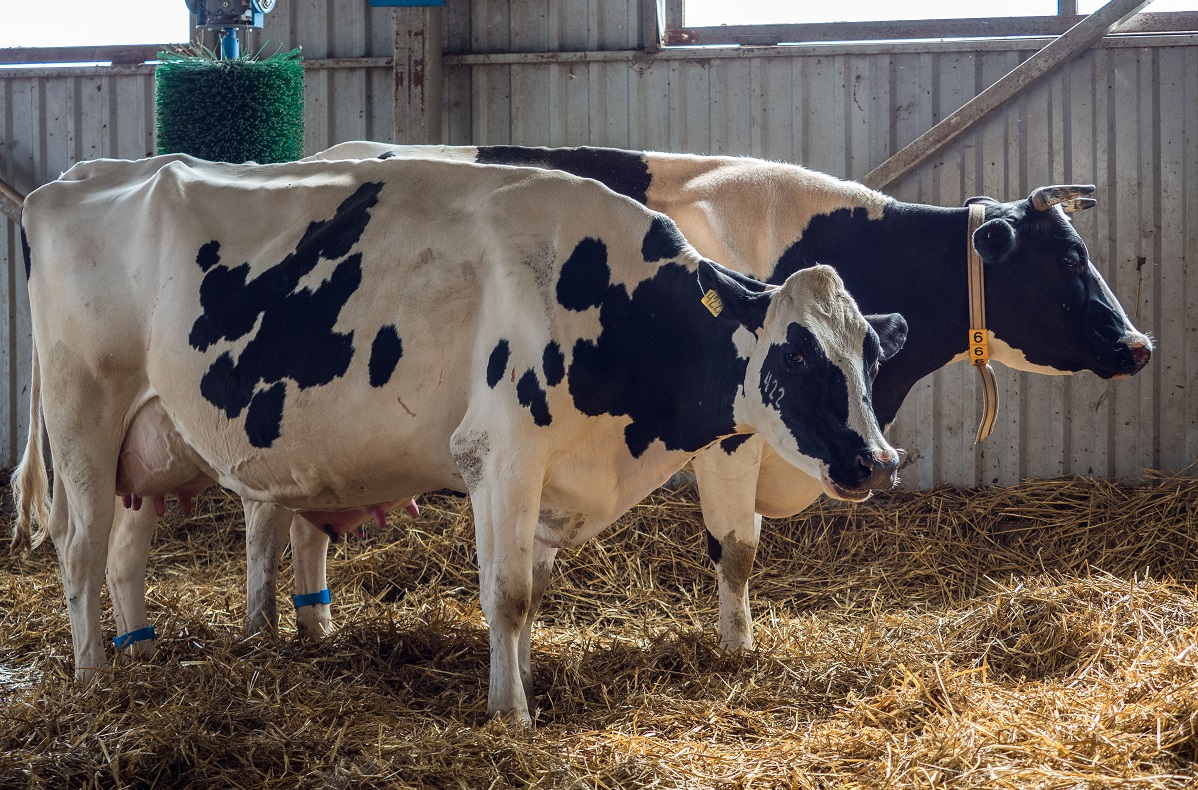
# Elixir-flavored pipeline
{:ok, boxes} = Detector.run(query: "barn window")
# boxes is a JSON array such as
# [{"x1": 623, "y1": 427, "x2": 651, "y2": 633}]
[
  {"x1": 0, "y1": 2, "x2": 189, "y2": 66},
  {"x1": 663, "y1": 0, "x2": 1198, "y2": 46}
]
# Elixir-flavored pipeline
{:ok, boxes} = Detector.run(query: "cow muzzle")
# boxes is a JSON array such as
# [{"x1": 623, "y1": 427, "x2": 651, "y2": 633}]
[
  {"x1": 1121, "y1": 334, "x2": 1152, "y2": 375},
  {"x1": 822, "y1": 448, "x2": 901, "y2": 501}
]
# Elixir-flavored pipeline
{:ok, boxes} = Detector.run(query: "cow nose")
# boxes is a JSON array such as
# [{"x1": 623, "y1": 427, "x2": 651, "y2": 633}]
[
  {"x1": 855, "y1": 449, "x2": 899, "y2": 488},
  {"x1": 855, "y1": 453, "x2": 875, "y2": 479},
  {"x1": 1126, "y1": 340, "x2": 1151, "y2": 372}
]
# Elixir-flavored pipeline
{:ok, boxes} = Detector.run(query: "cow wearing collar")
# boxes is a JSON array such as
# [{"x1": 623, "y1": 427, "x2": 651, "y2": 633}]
[
  {"x1": 13, "y1": 153, "x2": 905, "y2": 723},
  {"x1": 75, "y1": 141, "x2": 1152, "y2": 658},
  {"x1": 306, "y1": 143, "x2": 1151, "y2": 650}
]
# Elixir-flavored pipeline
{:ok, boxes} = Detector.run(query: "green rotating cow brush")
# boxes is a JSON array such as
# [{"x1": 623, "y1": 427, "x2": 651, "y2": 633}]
[{"x1": 156, "y1": 1, "x2": 303, "y2": 164}]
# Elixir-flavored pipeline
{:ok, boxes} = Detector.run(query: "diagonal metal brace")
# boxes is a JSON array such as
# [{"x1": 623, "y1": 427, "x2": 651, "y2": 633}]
[
  {"x1": 0, "y1": 176, "x2": 23, "y2": 224},
  {"x1": 863, "y1": 0, "x2": 1154, "y2": 191}
]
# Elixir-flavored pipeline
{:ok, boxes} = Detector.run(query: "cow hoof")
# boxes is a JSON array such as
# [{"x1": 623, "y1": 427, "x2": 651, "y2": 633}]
[
  {"x1": 717, "y1": 635, "x2": 754, "y2": 653},
  {"x1": 487, "y1": 707, "x2": 533, "y2": 729},
  {"x1": 296, "y1": 618, "x2": 334, "y2": 641},
  {"x1": 115, "y1": 640, "x2": 158, "y2": 662},
  {"x1": 245, "y1": 613, "x2": 279, "y2": 638}
]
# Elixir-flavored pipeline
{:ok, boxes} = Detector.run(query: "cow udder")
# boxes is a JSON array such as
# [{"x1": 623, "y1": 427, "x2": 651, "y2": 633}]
[{"x1": 116, "y1": 398, "x2": 213, "y2": 517}]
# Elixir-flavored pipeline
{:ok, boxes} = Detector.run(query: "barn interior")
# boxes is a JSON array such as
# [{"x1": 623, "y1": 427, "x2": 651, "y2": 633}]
[{"x1": 1, "y1": 2, "x2": 1197, "y2": 786}]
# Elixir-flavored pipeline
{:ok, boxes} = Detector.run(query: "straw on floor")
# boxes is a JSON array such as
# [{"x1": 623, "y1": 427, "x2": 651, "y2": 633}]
[{"x1": 2, "y1": 472, "x2": 1196, "y2": 788}]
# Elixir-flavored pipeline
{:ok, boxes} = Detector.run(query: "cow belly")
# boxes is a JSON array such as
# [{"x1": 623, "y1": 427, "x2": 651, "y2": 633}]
[{"x1": 116, "y1": 397, "x2": 213, "y2": 510}]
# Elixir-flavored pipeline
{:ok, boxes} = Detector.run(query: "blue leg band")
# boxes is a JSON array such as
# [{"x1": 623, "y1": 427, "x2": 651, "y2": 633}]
[
  {"x1": 113, "y1": 625, "x2": 156, "y2": 650},
  {"x1": 292, "y1": 588, "x2": 331, "y2": 609}
]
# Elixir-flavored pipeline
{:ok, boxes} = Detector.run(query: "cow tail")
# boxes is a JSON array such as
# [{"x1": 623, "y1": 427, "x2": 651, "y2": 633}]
[{"x1": 11, "y1": 338, "x2": 50, "y2": 553}]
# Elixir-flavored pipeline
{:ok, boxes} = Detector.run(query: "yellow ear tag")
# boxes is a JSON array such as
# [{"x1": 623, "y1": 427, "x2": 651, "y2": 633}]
[
  {"x1": 969, "y1": 328, "x2": 989, "y2": 365},
  {"x1": 701, "y1": 289, "x2": 724, "y2": 317}
]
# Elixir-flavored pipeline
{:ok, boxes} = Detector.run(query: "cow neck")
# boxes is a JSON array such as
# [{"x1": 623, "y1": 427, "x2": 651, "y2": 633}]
[{"x1": 768, "y1": 201, "x2": 974, "y2": 428}]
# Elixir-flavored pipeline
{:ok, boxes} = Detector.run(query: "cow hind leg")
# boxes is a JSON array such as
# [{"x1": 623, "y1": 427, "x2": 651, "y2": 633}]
[
  {"x1": 519, "y1": 539, "x2": 559, "y2": 703},
  {"x1": 288, "y1": 513, "x2": 332, "y2": 639},
  {"x1": 44, "y1": 437, "x2": 123, "y2": 678},
  {"x1": 106, "y1": 500, "x2": 158, "y2": 660},
  {"x1": 691, "y1": 440, "x2": 764, "y2": 651},
  {"x1": 244, "y1": 499, "x2": 293, "y2": 636}
]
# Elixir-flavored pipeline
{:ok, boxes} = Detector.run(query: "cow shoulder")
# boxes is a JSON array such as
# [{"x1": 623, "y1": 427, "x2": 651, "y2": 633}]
[{"x1": 642, "y1": 153, "x2": 892, "y2": 281}]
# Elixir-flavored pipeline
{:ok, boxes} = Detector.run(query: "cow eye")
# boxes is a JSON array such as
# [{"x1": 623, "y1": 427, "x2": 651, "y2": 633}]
[
  {"x1": 786, "y1": 352, "x2": 806, "y2": 367},
  {"x1": 1062, "y1": 250, "x2": 1084, "y2": 270}
]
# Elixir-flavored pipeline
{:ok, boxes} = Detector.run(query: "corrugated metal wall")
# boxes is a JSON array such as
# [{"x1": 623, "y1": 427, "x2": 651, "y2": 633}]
[{"x1": 1, "y1": 1, "x2": 1195, "y2": 487}]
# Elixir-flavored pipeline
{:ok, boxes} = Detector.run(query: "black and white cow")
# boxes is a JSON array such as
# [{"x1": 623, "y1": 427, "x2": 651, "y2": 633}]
[
  {"x1": 288, "y1": 142, "x2": 1145, "y2": 651},
  {"x1": 13, "y1": 154, "x2": 906, "y2": 722},
  {"x1": 82, "y1": 141, "x2": 1152, "y2": 659}
]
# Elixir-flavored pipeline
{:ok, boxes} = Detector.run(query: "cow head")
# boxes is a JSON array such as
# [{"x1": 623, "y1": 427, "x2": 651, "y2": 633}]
[
  {"x1": 698, "y1": 260, "x2": 907, "y2": 501},
  {"x1": 967, "y1": 186, "x2": 1152, "y2": 378}
]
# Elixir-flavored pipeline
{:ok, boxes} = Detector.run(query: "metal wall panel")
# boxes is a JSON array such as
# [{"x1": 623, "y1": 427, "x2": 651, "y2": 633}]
[
  {"x1": 248, "y1": 0, "x2": 397, "y2": 59},
  {"x1": 1, "y1": 3, "x2": 1194, "y2": 488},
  {"x1": 454, "y1": 0, "x2": 643, "y2": 54}
]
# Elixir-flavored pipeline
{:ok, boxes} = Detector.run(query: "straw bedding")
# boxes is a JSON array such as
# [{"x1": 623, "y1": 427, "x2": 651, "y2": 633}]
[{"x1": 2, "y1": 472, "x2": 1197, "y2": 788}]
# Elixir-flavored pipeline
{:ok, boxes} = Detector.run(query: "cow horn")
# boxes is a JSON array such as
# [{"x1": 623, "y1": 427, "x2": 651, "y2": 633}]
[
  {"x1": 1029, "y1": 185, "x2": 1096, "y2": 212},
  {"x1": 1059, "y1": 197, "x2": 1097, "y2": 213}
]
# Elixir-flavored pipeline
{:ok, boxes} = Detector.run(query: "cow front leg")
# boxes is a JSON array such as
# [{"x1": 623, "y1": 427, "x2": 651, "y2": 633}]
[
  {"x1": 454, "y1": 434, "x2": 542, "y2": 725},
  {"x1": 518, "y1": 539, "x2": 558, "y2": 703},
  {"x1": 475, "y1": 489, "x2": 540, "y2": 725},
  {"x1": 691, "y1": 437, "x2": 764, "y2": 651},
  {"x1": 288, "y1": 513, "x2": 332, "y2": 639},
  {"x1": 244, "y1": 499, "x2": 292, "y2": 636},
  {"x1": 106, "y1": 499, "x2": 158, "y2": 660}
]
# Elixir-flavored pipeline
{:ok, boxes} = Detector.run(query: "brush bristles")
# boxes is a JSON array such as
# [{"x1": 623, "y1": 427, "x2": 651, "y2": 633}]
[{"x1": 155, "y1": 49, "x2": 305, "y2": 164}]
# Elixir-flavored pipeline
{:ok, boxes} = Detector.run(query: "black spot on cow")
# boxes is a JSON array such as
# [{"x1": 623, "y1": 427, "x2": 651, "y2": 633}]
[
  {"x1": 377, "y1": 151, "x2": 396, "y2": 160},
  {"x1": 189, "y1": 181, "x2": 383, "y2": 446},
  {"x1": 244, "y1": 381, "x2": 286, "y2": 449},
  {"x1": 765, "y1": 203, "x2": 963, "y2": 427},
  {"x1": 565, "y1": 262, "x2": 744, "y2": 458},
  {"x1": 487, "y1": 340, "x2": 510, "y2": 388},
  {"x1": 475, "y1": 145, "x2": 653, "y2": 206},
  {"x1": 556, "y1": 238, "x2": 610, "y2": 312},
  {"x1": 196, "y1": 240, "x2": 221, "y2": 272},
  {"x1": 760, "y1": 322, "x2": 868, "y2": 485},
  {"x1": 20, "y1": 226, "x2": 31, "y2": 279},
  {"x1": 542, "y1": 341, "x2": 565, "y2": 387},
  {"x1": 772, "y1": 209, "x2": 854, "y2": 283},
  {"x1": 706, "y1": 530, "x2": 723, "y2": 565},
  {"x1": 369, "y1": 325, "x2": 403, "y2": 388},
  {"x1": 641, "y1": 215, "x2": 687, "y2": 262},
  {"x1": 769, "y1": 204, "x2": 952, "y2": 297},
  {"x1": 516, "y1": 369, "x2": 552, "y2": 426},
  {"x1": 719, "y1": 434, "x2": 754, "y2": 455}
]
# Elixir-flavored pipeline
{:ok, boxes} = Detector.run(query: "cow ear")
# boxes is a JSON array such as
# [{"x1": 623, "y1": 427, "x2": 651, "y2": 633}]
[
  {"x1": 972, "y1": 218, "x2": 1016, "y2": 264},
  {"x1": 696, "y1": 259, "x2": 773, "y2": 333},
  {"x1": 866, "y1": 313, "x2": 908, "y2": 362}
]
